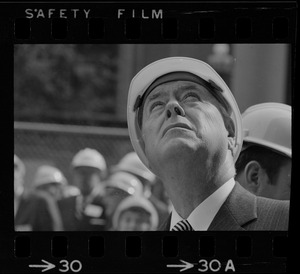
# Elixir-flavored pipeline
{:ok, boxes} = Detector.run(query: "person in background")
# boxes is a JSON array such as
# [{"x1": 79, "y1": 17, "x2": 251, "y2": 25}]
[
  {"x1": 58, "y1": 148, "x2": 108, "y2": 231},
  {"x1": 32, "y1": 164, "x2": 80, "y2": 201},
  {"x1": 235, "y1": 103, "x2": 291, "y2": 200},
  {"x1": 33, "y1": 165, "x2": 67, "y2": 201},
  {"x1": 127, "y1": 56, "x2": 289, "y2": 231},
  {"x1": 112, "y1": 151, "x2": 170, "y2": 227},
  {"x1": 15, "y1": 158, "x2": 64, "y2": 231},
  {"x1": 103, "y1": 171, "x2": 144, "y2": 230},
  {"x1": 151, "y1": 177, "x2": 172, "y2": 213},
  {"x1": 14, "y1": 155, "x2": 26, "y2": 217},
  {"x1": 112, "y1": 152, "x2": 156, "y2": 198},
  {"x1": 112, "y1": 195, "x2": 159, "y2": 231}
]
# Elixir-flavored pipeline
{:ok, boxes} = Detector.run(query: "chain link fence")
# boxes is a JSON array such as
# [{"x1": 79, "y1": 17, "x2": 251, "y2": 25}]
[{"x1": 14, "y1": 122, "x2": 134, "y2": 190}]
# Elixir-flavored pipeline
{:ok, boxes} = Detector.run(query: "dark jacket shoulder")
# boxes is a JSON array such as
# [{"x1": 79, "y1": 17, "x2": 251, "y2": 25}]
[
  {"x1": 206, "y1": 182, "x2": 290, "y2": 231},
  {"x1": 157, "y1": 182, "x2": 290, "y2": 231},
  {"x1": 244, "y1": 195, "x2": 289, "y2": 230}
]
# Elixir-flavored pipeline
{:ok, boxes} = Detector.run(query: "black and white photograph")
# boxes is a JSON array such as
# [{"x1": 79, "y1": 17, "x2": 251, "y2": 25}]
[{"x1": 14, "y1": 44, "x2": 291, "y2": 232}]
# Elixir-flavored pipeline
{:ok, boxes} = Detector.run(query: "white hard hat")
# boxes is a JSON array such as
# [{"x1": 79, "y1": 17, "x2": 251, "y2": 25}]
[
  {"x1": 242, "y1": 103, "x2": 291, "y2": 158},
  {"x1": 14, "y1": 154, "x2": 25, "y2": 178},
  {"x1": 71, "y1": 148, "x2": 107, "y2": 173},
  {"x1": 112, "y1": 152, "x2": 155, "y2": 183},
  {"x1": 34, "y1": 165, "x2": 66, "y2": 187},
  {"x1": 105, "y1": 171, "x2": 144, "y2": 196},
  {"x1": 112, "y1": 195, "x2": 159, "y2": 231},
  {"x1": 127, "y1": 57, "x2": 243, "y2": 168}
]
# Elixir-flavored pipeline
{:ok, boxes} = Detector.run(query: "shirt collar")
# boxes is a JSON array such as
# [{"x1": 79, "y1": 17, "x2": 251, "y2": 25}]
[{"x1": 170, "y1": 178, "x2": 235, "y2": 231}]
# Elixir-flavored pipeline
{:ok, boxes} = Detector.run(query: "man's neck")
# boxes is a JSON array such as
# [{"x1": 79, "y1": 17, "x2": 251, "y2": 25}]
[
  {"x1": 158, "y1": 156, "x2": 234, "y2": 219},
  {"x1": 165, "y1": 178, "x2": 218, "y2": 219}
]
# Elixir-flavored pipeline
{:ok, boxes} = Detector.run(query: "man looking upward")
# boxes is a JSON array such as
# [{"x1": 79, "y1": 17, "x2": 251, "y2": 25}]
[{"x1": 127, "y1": 57, "x2": 289, "y2": 231}]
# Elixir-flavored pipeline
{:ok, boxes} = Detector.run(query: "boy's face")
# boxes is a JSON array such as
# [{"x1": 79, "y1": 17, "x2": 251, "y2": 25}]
[{"x1": 118, "y1": 209, "x2": 152, "y2": 231}]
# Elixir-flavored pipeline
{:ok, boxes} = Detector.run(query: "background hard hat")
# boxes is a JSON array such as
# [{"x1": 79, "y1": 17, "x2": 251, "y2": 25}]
[
  {"x1": 71, "y1": 148, "x2": 107, "y2": 172},
  {"x1": 112, "y1": 152, "x2": 156, "y2": 183},
  {"x1": 34, "y1": 165, "x2": 67, "y2": 187},
  {"x1": 112, "y1": 195, "x2": 159, "y2": 231},
  {"x1": 105, "y1": 171, "x2": 144, "y2": 196},
  {"x1": 242, "y1": 103, "x2": 291, "y2": 158},
  {"x1": 127, "y1": 57, "x2": 243, "y2": 169},
  {"x1": 14, "y1": 154, "x2": 26, "y2": 178}
]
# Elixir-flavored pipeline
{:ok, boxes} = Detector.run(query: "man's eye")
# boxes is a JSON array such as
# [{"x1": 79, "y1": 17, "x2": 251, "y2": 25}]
[
  {"x1": 150, "y1": 101, "x2": 164, "y2": 112},
  {"x1": 182, "y1": 92, "x2": 200, "y2": 101}
]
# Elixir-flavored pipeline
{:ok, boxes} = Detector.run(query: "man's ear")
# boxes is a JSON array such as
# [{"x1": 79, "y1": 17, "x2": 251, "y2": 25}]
[
  {"x1": 244, "y1": 160, "x2": 261, "y2": 194},
  {"x1": 228, "y1": 137, "x2": 235, "y2": 155}
]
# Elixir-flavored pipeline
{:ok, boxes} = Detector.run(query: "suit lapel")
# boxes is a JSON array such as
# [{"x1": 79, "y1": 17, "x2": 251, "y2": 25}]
[{"x1": 208, "y1": 182, "x2": 258, "y2": 231}]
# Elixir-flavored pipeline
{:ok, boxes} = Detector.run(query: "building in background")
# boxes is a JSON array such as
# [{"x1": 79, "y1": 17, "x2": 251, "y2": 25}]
[
  {"x1": 115, "y1": 44, "x2": 291, "y2": 120},
  {"x1": 231, "y1": 44, "x2": 291, "y2": 113}
]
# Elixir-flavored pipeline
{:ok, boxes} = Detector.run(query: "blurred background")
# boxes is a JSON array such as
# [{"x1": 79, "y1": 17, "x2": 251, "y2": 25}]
[{"x1": 14, "y1": 44, "x2": 292, "y2": 190}]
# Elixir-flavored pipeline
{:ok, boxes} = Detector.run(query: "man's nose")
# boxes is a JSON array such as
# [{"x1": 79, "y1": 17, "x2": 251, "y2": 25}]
[{"x1": 166, "y1": 101, "x2": 185, "y2": 118}]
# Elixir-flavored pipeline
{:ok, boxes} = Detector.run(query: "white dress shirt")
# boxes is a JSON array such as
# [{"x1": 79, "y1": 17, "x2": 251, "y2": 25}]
[{"x1": 170, "y1": 178, "x2": 235, "y2": 231}]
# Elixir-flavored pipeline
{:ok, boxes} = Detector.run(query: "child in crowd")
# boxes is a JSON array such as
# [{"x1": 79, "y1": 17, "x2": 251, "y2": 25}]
[{"x1": 112, "y1": 196, "x2": 159, "y2": 231}]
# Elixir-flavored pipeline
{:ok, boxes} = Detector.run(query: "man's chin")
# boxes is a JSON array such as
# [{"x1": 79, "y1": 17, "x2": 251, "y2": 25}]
[
  {"x1": 158, "y1": 137, "x2": 198, "y2": 160},
  {"x1": 145, "y1": 136, "x2": 199, "y2": 171},
  {"x1": 163, "y1": 133, "x2": 197, "y2": 147}
]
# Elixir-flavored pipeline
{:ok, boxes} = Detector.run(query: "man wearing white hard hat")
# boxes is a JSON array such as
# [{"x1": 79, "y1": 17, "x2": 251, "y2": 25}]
[
  {"x1": 71, "y1": 148, "x2": 107, "y2": 196},
  {"x1": 112, "y1": 151, "x2": 156, "y2": 197},
  {"x1": 57, "y1": 148, "x2": 108, "y2": 231},
  {"x1": 14, "y1": 155, "x2": 26, "y2": 216},
  {"x1": 112, "y1": 151, "x2": 170, "y2": 227},
  {"x1": 112, "y1": 195, "x2": 159, "y2": 231},
  {"x1": 15, "y1": 160, "x2": 64, "y2": 231},
  {"x1": 113, "y1": 151, "x2": 156, "y2": 183},
  {"x1": 235, "y1": 103, "x2": 291, "y2": 200},
  {"x1": 127, "y1": 57, "x2": 289, "y2": 231},
  {"x1": 112, "y1": 151, "x2": 156, "y2": 198},
  {"x1": 102, "y1": 171, "x2": 144, "y2": 230},
  {"x1": 33, "y1": 165, "x2": 67, "y2": 200}
]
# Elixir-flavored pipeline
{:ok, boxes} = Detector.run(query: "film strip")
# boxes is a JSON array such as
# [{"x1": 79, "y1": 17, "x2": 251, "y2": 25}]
[{"x1": 1, "y1": 0, "x2": 296, "y2": 273}]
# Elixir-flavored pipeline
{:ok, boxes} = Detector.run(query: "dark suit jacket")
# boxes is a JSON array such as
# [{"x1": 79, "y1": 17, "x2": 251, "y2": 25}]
[
  {"x1": 159, "y1": 182, "x2": 289, "y2": 231},
  {"x1": 15, "y1": 191, "x2": 58, "y2": 231},
  {"x1": 58, "y1": 194, "x2": 107, "y2": 231}
]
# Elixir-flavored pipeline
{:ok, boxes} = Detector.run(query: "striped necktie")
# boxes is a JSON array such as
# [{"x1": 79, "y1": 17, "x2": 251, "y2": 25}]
[{"x1": 171, "y1": 219, "x2": 194, "y2": 231}]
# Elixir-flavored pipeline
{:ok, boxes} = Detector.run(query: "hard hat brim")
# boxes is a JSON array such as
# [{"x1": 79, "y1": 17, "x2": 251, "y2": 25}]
[
  {"x1": 243, "y1": 138, "x2": 292, "y2": 158},
  {"x1": 242, "y1": 102, "x2": 291, "y2": 158}
]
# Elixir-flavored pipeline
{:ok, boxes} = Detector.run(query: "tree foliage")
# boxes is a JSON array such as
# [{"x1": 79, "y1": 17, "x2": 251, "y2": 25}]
[{"x1": 14, "y1": 44, "x2": 119, "y2": 126}]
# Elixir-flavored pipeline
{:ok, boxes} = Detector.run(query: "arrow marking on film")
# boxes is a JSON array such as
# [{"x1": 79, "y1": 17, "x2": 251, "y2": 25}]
[
  {"x1": 29, "y1": 259, "x2": 56, "y2": 272},
  {"x1": 167, "y1": 259, "x2": 194, "y2": 272}
]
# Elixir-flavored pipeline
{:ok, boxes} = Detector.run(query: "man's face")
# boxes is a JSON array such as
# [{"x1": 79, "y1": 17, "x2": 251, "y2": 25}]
[
  {"x1": 103, "y1": 187, "x2": 129, "y2": 217},
  {"x1": 235, "y1": 158, "x2": 291, "y2": 200},
  {"x1": 141, "y1": 80, "x2": 231, "y2": 174},
  {"x1": 37, "y1": 183, "x2": 63, "y2": 200},
  {"x1": 72, "y1": 166, "x2": 101, "y2": 196},
  {"x1": 261, "y1": 159, "x2": 291, "y2": 200}
]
